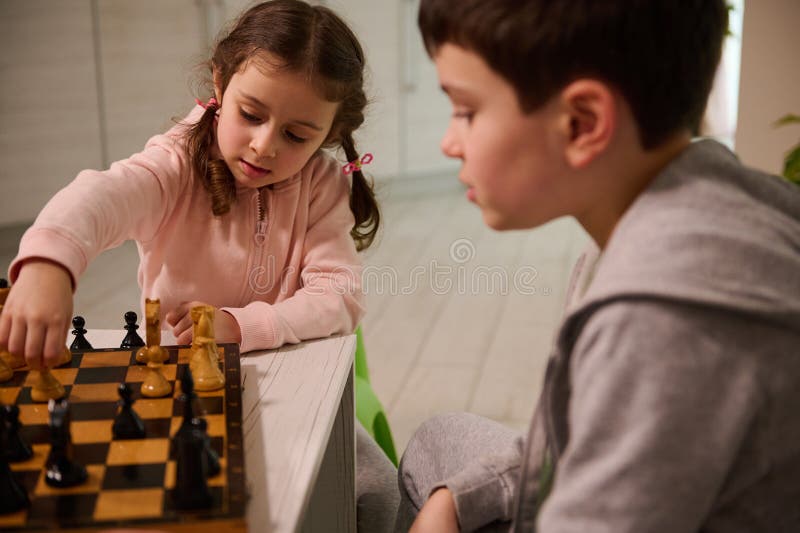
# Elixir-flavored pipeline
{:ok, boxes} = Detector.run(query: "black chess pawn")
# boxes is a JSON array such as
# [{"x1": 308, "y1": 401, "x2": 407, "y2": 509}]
[
  {"x1": 44, "y1": 399, "x2": 88, "y2": 488},
  {"x1": 120, "y1": 311, "x2": 146, "y2": 349},
  {"x1": 69, "y1": 316, "x2": 93, "y2": 351},
  {"x1": 0, "y1": 452, "x2": 29, "y2": 515},
  {"x1": 112, "y1": 383, "x2": 146, "y2": 439},
  {"x1": 1, "y1": 405, "x2": 33, "y2": 463}
]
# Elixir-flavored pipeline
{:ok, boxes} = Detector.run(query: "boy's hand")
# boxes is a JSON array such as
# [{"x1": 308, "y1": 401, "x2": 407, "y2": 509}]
[
  {"x1": 410, "y1": 488, "x2": 460, "y2": 533},
  {"x1": 0, "y1": 260, "x2": 73, "y2": 369},
  {"x1": 165, "y1": 301, "x2": 242, "y2": 345}
]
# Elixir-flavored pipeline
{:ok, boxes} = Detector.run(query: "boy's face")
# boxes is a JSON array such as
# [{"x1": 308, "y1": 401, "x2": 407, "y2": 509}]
[
  {"x1": 434, "y1": 44, "x2": 572, "y2": 230},
  {"x1": 214, "y1": 52, "x2": 339, "y2": 189}
]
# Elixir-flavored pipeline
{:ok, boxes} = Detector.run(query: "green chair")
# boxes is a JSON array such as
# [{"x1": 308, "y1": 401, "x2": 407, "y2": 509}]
[{"x1": 354, "y1": 326, "x2": 398, "y2": 466}]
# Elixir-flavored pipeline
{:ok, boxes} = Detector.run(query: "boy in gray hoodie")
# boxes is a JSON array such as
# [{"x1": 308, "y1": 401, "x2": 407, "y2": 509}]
[{"x1": 395, "y1": 1, "x2": 800, "y2": 532}]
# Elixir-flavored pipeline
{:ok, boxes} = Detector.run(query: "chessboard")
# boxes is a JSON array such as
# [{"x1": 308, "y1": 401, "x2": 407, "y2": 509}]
[{"x1": 0, "y1": 343, "x2": 246, "y2": 532}]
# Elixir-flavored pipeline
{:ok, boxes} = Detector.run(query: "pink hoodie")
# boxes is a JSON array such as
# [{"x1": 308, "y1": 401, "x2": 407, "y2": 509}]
[{"x1": 9, "y1": 107, "x2": 364, "y2": 353}]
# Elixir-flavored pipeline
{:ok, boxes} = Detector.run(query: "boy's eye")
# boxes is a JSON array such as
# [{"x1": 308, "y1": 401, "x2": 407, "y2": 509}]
[
  {"x1": 453, "y1": 110, "x2": 474, "y2": 123},
  {"x1": 239, "y1": 108, "x2": 261, "y2": 123},
  {"x1": 285, "y1": 130, "x2": 307, "y2": 143}
]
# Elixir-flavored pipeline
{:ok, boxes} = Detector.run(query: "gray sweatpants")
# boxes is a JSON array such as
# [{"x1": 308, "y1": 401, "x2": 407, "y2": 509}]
[
  {"x1": 357, "y1": 420, "x2": 400, "y2": 532},
  {"x1": 393, "y1": 413, "x2": 521, "y2": 532}
]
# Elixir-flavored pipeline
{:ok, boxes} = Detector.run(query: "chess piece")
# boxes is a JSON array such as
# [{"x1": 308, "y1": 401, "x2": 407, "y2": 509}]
[
  {"x1": 190, "y1": 336, "x2": 224, "y2": 392},
  {"x1": 120, "y1": 311, "x2": 145, "y2": 349},
  {"x1": 0, "y1": 346, "x2": 25, "y2": 370},
  {"x1": 172, "y1": 368, "x2": 198, "y2": 444},
  {"x1": 0, "y1": 303, "x2": 25, "y2": 370},
  {"x1": 197, "y1": 417, "x2": 221, "y2": 477},
  {"x1": 0, "y1": 278, "x2": 9, "y2": 305},
  {"x1": 58, "y1": 346, "x2": 73, "y2": 367},
  {"x1": 171, "y1": 370, "x2": 219, "y2": 477},
  {"x1": 1, "y1": 405, "x2": 33, "y2": 462},
  {"x1": 140, "y1": 345, "x2": 172, "y2": 398},
  {"x1": 30, "y1": 368, "x2": 66, "y2": 403},
  {"x1": 0, "y1": 334, "x2": 25, "y2": 370},
  {"x1": 136, "y1": 299, "x2": 168, "y2": 364},
  {"x1": 172, "y1": 370, "x2": 212, "y2": 509},
  {"x1": 45, "y1": 399, "x2": 88, "y2": 488},
  {"x1": 112, "y1": 383, "x2": 146, "y2": 439},
  {"x1": 69, "y1": 316, "x2": 93, "y2": 351},
  {"x1": 0, "y1": 355, "x2": 11, "y2": 383},
  {"x1": 0, "y1": 452, "x2": 29, "y2": 514},
  {"x1": 172, "y1": 419, "x2": 213, "y2": 510},
  {"x1": 191, "y1": 305, "x2": 220, "y2": 361}
]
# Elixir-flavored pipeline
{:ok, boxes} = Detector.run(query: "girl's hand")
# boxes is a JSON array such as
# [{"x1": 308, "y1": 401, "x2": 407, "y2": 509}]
[
  {"x1": 0, "y1": 260, "x2": 73, "y2": 369},
  {"x1": 165, "y1": 301, "x2": 242, "y2": 345},
  {"x1": 409, "y1": 488, "x2": 460, "y2": 533}
]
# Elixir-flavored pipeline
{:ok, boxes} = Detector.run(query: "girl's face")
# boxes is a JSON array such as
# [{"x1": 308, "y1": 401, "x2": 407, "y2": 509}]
[{"x1": 214, "y1": 52, "x2": 339, "y2": 189}]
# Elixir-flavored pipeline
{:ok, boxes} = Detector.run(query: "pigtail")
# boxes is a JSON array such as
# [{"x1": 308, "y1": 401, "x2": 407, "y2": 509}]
[
  {"x1": 341, "y1": 133, "x2": 380, "y2": 252},
  {"x1": 185, "y1": 100, "x2": 236, "y2": 216}
]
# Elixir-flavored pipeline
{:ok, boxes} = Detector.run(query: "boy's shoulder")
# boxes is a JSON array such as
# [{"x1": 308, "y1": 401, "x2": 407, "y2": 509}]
[{"x1": 579, "y1": 140, "x2": 800, "y2": 330}]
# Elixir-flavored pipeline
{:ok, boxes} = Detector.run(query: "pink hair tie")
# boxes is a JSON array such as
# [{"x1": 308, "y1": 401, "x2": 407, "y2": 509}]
[
  {"x1": 343, "y1": 153, "x2": 374, "y2": 174},
  {"x1": 195, "y1": 97, "x2": 219, "y2": 110}
]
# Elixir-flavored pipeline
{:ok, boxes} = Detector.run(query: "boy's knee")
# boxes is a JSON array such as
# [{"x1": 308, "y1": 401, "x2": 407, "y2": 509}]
[{"x1": 398, "y1": 412, "x2": 474, "y2": 504}]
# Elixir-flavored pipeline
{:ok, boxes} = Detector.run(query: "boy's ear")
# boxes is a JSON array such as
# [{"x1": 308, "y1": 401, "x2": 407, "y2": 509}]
[{"x1": 559, "y1": 80, "x2": 616, "y2": 169}]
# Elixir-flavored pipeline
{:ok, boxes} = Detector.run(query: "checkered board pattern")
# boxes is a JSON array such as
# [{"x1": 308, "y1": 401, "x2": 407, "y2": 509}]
[{"x1": 0, "y1": 344, "x2": 246, "y2": 531}]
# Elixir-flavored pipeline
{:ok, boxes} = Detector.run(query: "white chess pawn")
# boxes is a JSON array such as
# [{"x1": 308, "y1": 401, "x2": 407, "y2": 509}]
[
  {"x1": 30, "y1": 368, "x2": 66, "y2": 403},
  {"x1": 140, "y1": 346, "x2": 172, "y2": 398}
]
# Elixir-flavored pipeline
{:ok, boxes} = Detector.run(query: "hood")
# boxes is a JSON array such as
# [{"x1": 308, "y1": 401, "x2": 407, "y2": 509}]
[{"x1": 577, "y1": 139, "x2": 800, "y2": 332}]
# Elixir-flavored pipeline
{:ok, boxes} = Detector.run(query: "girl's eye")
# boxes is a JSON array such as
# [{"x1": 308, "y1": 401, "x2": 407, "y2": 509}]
[
  {"x1": 239, "y1": 108, "x2": 261, "y2": 123},
  {"x1": 285, "y1": 130, "x2": 307, "y2": 143}
]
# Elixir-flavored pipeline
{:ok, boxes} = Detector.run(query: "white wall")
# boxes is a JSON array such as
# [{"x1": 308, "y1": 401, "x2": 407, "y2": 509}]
[
  {"x1": 0, "y1": 0, "x2": 206, "y2": 226},
  {"x1": 735, "y1": 0, "x2": 800, "y2": 175},
  {"x1": 0, "y1": 0, "x2": 104, "y2": 226}
]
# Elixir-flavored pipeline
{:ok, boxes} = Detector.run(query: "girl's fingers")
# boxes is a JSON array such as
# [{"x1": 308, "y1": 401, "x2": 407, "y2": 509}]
[
  {"x1": 165, "y1": 309, "x2": 180, "y2": 327},
  {"x1": 165, "y1": 301, "x2": 191, "y2": 326},
  {"x1": 0, "y1": 308, "x2": 10, "y2": 348},
  {"x1": 178, "y1": 314, "x2": 194, "y2": 336},
  {"x1": 176, "y1": 326, "x2": 193, "y2": 345},
  {"x1": 7, "y1": 315, "x2": 25, "y2": 360},
  {"x1": 10, "y1": 320, "x2": 33, "y2": 369},
  {"x1": 44, "y1": 324, "x2": 68, "y2": 368}
]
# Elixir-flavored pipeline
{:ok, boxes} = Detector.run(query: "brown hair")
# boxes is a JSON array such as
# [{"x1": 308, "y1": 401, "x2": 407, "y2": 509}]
[
  {"x1": 186, "y1": 0, "x2": 380, "y2": 251},
  {"x1": 419, "y1": 0, "x2": 728, "y2": 150}
]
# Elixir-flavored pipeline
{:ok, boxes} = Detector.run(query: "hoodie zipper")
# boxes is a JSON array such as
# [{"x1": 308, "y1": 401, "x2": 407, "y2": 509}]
[
  {"x1": 247, "y1": 186, "x2": 271, "y2": 298},
  {"x1": 254, "y1": 186, "x2": 268, "y2": 246}
]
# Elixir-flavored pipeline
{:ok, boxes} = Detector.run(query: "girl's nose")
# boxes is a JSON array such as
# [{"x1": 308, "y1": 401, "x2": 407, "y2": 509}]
[
  {"x1": 251, "y1": 125, "x2": 278, "y2": 159},
  {"x1": 440, "y1": 120, "x2": 463, "y2": 159}
]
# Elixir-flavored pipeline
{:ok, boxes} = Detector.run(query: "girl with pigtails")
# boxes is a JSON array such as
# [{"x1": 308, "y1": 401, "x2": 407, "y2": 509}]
[{"x1": 1, "y1": 1, "x2": 398, "y2": 528}]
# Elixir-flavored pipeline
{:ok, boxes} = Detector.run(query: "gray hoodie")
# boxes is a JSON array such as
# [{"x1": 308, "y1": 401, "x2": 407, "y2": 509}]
[{"x1": 450, "y1": 140, "x2": 800, "y2": 532}]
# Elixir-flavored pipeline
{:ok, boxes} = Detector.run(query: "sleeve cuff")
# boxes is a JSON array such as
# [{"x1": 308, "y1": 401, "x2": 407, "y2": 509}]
[
  {"x1": 220, "y1": 302, "x2": 278, "y2": 353},
  {"x1": 440, "y1": 461, "x2": 515, "y2": 531}
]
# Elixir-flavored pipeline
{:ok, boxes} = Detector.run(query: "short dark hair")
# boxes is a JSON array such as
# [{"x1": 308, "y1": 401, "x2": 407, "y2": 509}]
[{"x1": 419, "y1": 0, "x2": 728, "y2": 149}]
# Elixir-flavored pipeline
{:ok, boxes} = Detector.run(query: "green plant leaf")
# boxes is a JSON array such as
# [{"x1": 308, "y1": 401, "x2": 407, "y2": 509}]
[
  {"x1": 775, "y1": 114, "x2": 800, "y2": 127},
  {"x1": 784, "y1": 146, "x2": 800, "y2": 184}
]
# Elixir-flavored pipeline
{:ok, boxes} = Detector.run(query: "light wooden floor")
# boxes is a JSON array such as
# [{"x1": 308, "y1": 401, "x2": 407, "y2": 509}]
[{"x1": 0, "y1": 177, "x2": 588, "y2": 455}]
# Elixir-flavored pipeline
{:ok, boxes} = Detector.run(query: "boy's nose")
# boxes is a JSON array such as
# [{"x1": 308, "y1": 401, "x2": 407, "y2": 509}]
[{"x1": 440, "y1": 122, "x2": 463, "y2": 159}]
